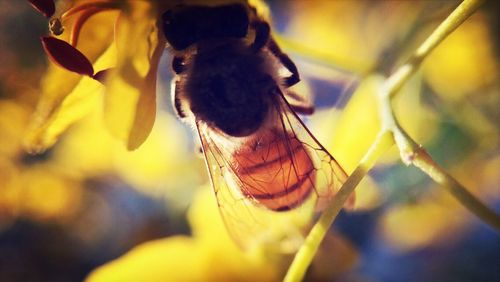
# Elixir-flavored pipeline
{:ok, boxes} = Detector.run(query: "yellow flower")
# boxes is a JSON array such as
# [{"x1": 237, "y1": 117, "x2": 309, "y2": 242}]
[
  {"x1": 85, "y1": 186, "x2": 284, "y2": 282},
  {"x1": 25, "y1": 0, "x2": 172, "y2": 152},
  {"x1": 26, "y1": 0, "x2": 271, "y2": 152},
  {"x1": 0, "y1": 100, "x2": 83, "y2": 227},
  {"x1": 85, "y1": 186, "x2": 358, "y2": 281},
  {"x1": 422, "y1": 13, "x2": 498, "y2": 102}
]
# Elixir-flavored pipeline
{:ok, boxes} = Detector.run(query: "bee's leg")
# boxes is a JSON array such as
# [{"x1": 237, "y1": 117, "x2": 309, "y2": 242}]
[
  {"x1": 267, "y1": 39, "x2": 300, "y2": 88},
  {"x1": 250, "y1": 20, "x2": 270, "y2": 52},
  {"x1": 172, "y1": 56, "x2": 185, "y2": 74},
  {"x1": 171, "y1": 79, "x2": 187, "y2": 119},
  {"x1": 195, "y1": 144, "x2": 203, "y2": 156},
  {"x1": 289, "y1": 102, "x2": 314, "y2": 116},
  {"x1": 286, "y1": 90, "x2": 314, "y2": 115}
]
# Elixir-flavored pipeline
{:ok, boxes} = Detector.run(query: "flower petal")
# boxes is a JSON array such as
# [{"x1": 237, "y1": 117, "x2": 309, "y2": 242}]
[
  {"x1": 28, "y1": 0, "x2": 55, "y2": 18},
  {"x1": 24, "y1": 77, "x2": 102, "y2": 153},
  {"x1": 41, "y1": 37, "x2": 94, "y2": 76},
  {"x1": 325, "y1": 75, "x2": 383, "y2": 172},
  {"x1": 25, "y1": 11, "x2": 117, "y2": 153},
  {"x1": 103, "y1": 2, "x2": 165, "y2": 150},
  {"x1": 310, "y1": 76, "x2": 384, "y2": 210},
  {"x1": 86, "y1": 237, "x2": 207, "y2": 282},
  {"x1": 85, "y1": 188, "x2": 281, "y2": 282},
  {"x1": 24, "y1": 44, "x2": 116, "y2": 153}
]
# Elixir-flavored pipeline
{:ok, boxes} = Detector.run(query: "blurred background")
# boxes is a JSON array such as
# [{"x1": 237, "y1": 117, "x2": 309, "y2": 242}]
[{"x1": 0, "y1": 0, "x2": 499, "y2": 281}]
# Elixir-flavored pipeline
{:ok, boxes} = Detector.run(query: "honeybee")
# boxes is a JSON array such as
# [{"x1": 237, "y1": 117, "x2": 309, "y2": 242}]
[{"x1": 162, "y1": 2, "x2": 353, "y2": 251}]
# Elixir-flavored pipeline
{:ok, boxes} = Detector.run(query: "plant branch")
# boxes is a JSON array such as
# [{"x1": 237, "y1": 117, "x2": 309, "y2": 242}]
[
  {"x1": 284, "y1": 131, "x2": 394, "y2": 282},
  {"x1": 383, "y1": 0, "x2": 486, "y2": 99},
  {"x1": 378, "y1": 0, "x2": 500, "y2": 230},
  {"x1": 413, "y1": 148, "x2": 500, "y2": 230},
  {"x1": 379, "y1": 88, "x2": 500, "y2": 230},
  {"x1": 284, "y1": 0, "x2": 495, "y2": 280}
]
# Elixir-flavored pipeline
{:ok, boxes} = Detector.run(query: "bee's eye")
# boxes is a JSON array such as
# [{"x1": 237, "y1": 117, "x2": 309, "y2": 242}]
[
  {"x1": 162, "y1": 8, "x2": 195, "y2": 50},
  {"x1": 161, "y1": 4, "x2": 249, "y2": 51},
  {"x1": 162, "y1": 10, "x2": 173, "y2": 24}
]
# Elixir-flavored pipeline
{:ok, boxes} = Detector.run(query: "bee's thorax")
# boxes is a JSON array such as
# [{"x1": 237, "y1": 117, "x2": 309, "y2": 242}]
[{"x1": 181, "y1": 41, "x2": 278, "y2": 137}]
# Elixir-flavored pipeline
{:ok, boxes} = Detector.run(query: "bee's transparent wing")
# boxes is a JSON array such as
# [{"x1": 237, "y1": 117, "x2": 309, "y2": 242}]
[
  {"x1": 288, "y1": 56, "x2": 361, "y2": 110},
  {"x1": 195, "y1": 90, "x2": 352, "y2": 252}
]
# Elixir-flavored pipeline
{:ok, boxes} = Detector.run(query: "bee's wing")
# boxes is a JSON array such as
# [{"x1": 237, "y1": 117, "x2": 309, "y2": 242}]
[{"x1": 195, "y1": 90, "x2": 353, "y2": 252}]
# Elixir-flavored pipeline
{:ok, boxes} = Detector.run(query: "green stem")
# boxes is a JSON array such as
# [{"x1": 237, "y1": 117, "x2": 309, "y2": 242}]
[
  {"x1": 283, "y1": 131, "x2": 394, "y2": 282},
  {"x1": 377, "y1": 0, "x2": 500, "y2": 230},
  {"x1": 383, "y1": 0, "x2": 485, "y2": 98},
  {"x1": 382, "y1": 91, "x2": 500, "y2": 230},
  {"x1": 412, "y1": 149, "x2": 500, "y2": 230},
  {"x1": 283, "y1": 0, "x2": 493, "y2": 280}
]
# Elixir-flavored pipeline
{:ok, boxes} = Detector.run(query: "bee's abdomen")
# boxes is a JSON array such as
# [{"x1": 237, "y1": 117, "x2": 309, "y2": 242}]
[{"x1": 233, "y1": 131, "x2": 316, "y2": 211}]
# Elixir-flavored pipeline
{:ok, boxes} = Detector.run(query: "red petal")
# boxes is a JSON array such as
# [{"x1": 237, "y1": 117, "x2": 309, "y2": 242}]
[
  {"x1": 28, "y1": 0, "x2": 55, "y2": 18},
  {"x1": 41, "y1": 37, "x2": 94, "y2": 76}
]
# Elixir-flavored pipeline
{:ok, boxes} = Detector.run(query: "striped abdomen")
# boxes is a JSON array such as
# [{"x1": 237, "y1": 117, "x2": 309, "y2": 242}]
[{"x1": 233, "y1": 131, "x2": 316, "y2": 211}]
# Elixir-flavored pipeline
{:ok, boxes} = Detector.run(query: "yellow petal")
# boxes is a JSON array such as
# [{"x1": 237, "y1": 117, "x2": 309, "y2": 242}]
[
  {"x1": 188, "y1": 185, "x2": 237, "y2": 242},
  {"x1": 85, "y1": 236, "x2": 278, "y2": 282},
  {"x1": 0, "y1": 160, "x2": 82, "y2": 223},
  {"x1": 86, "y1": 187, "x2": 280, "y2": 282},
  {"x1": 114, "y1": 112, "x2": 197, "y2": 194},
  {"x1": 379, "y1": 190, "x2": 469, "y2": 252},
  {"x1": 324, "y1": 75, "x2": 383, "y2": 173},
  {"x1": 353, "y1": 176, "x2": 383, "y2": 211},
  {"x1": 23, "y1": 10, "x2": 118, "y2": 153},
  {"x1": 85, "y1": 237, "x2": 207, "y2": 282},
  {"x1": 380, "y1": 74, "x2": 439, "y2": 164},
  {"x1": 103, "y1": 2, "x2": 165, "y2": 150},
  {"x1": 423, "y1": 13, "x2": 498, "y2": 101},
  {"x1": 24, "y1": 44, "x2": 116, "y2": 153},
  {"x1": 19, "y1": 166, "x2": 83, "y2": 221},
  {"x1": 0, "y1": 101, "x2": 30, "y2": 158},
  {"x1": 50, "y1": 104, "x2": 117, "y2": 177},
  {"x1": 308, "y1": 77, "x2": 385, "y2": 211},
  {"x1": 285, "y1": 2, "x2": 423, "y2": 74}
]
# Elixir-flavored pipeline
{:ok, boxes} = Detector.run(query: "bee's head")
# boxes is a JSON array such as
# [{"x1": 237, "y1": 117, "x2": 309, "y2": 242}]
[{"x1": 162, "y1": 3, "x2": 249, "y2": 51}]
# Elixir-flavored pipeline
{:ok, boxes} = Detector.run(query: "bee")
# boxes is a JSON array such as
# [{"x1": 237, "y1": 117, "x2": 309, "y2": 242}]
[{"x1": 162, "y1": 2, "x2": 353, "y2": 251}]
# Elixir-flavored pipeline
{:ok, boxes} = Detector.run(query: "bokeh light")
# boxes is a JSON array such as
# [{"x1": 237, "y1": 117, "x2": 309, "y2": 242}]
[{"x1": 0, "y1": 1, "x2": 498, "y2": 281}]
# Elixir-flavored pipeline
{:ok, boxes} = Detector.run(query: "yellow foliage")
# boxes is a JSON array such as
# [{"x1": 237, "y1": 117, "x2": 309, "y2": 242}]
[
  {"x1": 114, "y1": 112, "x2": 199, "y2": 193},
  {"x1": 389, "y1": 74, "x2": 439, "y2": 160},
  {"x1": 379, "y1": 190, "x2": 470, "y2": 252},
  {"x1": 423, "y1": 14, "x2": 498, "y2": 101},
  {"x1": 285, "y1": 1, "x2": 422, "y2": 73},
  {"x1": 52, "y1": 106, "x2": 200, "y2": 198},
  {"x1": 103, "y1": 1, "x2": 165, "y2": 150},
  {"x1": 353, "y1": 176, "x2": 384, "y2": 211},
  {"x1": 308, "y1": 76, "x2": 386, "y2": 210},
  {"x1": 4, "y1": 1, "x2": 497, "y2": 280},
  {"x1": 24, "y1": 44, "x2": 116, "y2": 153},
  {"x1": 0, "y1": 162, "x2": 82, "y2": 222},
  {"x1": 86, "y1": 185, "x2": 359, "y2": 281},
  {"x1": 25, "y1": 1, "x2": 169, "y2": 152},
  {"x1": 23, "y1": 9, "x2": 118, "y2": 153},
  {"x1": 86, "y1": 187, "x2": 282, "y2": 282},
  {"x1": 325, "y1": 75, "x2": 383, "y2": 173},
  {"x1": 19, "y1": 166, "x2": 83, "y2": 221},
  {"x1": 0, "y1": 101, "x2": 30, "y2": 158},
  {"x1": 50, "y1": 108, "x2": 116, "y2": 177}
]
